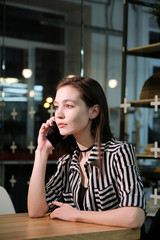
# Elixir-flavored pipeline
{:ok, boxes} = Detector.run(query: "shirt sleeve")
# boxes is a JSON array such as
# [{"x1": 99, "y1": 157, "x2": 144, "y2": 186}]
[
  {"x1": 45, "y1": 158, "x2": 64, "y2": 212},
  {"x1": 113, "y1": 142, "x2": 146, "y2": 211}
]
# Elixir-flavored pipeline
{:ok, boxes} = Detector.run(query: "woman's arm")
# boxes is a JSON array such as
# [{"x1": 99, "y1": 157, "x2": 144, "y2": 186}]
[
  {"x1": 50, "y1": 202, "x2": 145, "y2": 228},
  {"x1": 27, "y1": 149, "x2": 49, "y2": 217},
  {"x1": 28, "y1": 121, "x2": 54, "y2": 217},
  {"x1": 76, "y1": 206, "x2": 145, "y2": 228}
]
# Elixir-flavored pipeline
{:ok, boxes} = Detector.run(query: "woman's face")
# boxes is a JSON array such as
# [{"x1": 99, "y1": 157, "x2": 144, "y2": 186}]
[{"x1": 54, "y1": 85, "x2": 92, "y2": 139}]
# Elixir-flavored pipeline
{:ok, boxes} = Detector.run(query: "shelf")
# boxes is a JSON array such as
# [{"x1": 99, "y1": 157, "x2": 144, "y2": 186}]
[
  {"x1": 128, "y1": 98, "x2": 160, "y2": 107},
  {"x1": 127, "y1": 42, "x2": 160, "y2": 58},
  {"x1": 136, "y1": 154, "x2": 160, "y2": 159}
]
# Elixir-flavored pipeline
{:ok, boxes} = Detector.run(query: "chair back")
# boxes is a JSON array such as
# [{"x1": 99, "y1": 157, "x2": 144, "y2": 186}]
[{"x1": 0, "y1": 186, "x2": 16, "y2": 214}]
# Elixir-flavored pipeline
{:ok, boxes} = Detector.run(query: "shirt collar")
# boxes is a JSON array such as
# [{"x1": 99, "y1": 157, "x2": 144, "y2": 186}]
[
  {"x1": 70, "y1": 148, "x2": 80, "y2": 172},
  {"x1": 70, "y1": 144, "x2": 106, "y2": 170}
]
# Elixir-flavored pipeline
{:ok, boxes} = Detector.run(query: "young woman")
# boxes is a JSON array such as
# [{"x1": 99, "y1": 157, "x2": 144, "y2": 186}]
[{"x1": 28, "y1": 76, "x2": 146, "y2": 228}]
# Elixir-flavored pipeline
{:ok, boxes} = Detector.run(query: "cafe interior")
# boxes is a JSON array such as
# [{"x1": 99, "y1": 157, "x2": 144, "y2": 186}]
[{"x1": 0, "y1": 0, "x2": 160, "y2": 238}]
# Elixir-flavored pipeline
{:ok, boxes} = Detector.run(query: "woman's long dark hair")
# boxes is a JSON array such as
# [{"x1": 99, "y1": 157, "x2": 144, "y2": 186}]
[{"x1": 56, "y1": 76, "x2": 113, "y2": 161}]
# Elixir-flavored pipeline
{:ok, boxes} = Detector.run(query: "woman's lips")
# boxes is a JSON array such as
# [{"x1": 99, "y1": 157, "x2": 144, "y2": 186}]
[{"x1": 58, "y1": 123, "x2": 67, "y2": 128}]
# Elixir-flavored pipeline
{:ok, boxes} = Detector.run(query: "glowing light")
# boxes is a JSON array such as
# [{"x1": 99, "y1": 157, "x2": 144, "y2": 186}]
[
  {"x1": 0, "y1": 78, "x2": 19, "y2": 84},
  {"x1": 29, "y1": 90, "x2": 35, "y2": 98},
  {"x1": 46, "y1": 97, "x2": 53, "y2": 103},
  {"x1": 81, "y1": 49, "x2": 84, "y2": 55},
  {"x1": 108, "y1": 79, "x2": 118, "y2": 88},
  {"x1": 67, "y1": 75, "x2": 76, "y2": 78},
  {"x1": 44, "y1": 102, "x2": 50, "y2": 108},
  {"x1": 22, "y1": 68, "x2": 32, "y2": 79},
  {"x1": 2, "y1": 91, "x2": 5, "y2": 98}
]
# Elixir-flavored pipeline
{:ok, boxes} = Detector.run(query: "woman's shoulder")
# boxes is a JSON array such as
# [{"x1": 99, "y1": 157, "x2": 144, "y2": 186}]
[
  {"x1": 103, "y1": 138, "x2": 135, "y2": 154},
  {"x1": 57, "y1": 154, "x2": 71, "y2": 165},
  {"x1": 57, "y1": 148, "x2": 79, "y2": 165}
]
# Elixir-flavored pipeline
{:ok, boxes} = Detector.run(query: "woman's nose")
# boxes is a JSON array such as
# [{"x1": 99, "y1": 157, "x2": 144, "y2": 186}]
[{"x1": 55, "y1": 107, "x2": 65, "y2": 118}]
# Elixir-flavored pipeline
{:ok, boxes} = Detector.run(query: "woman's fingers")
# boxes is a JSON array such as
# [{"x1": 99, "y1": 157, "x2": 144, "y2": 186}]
[
  {"x1": 52, "y1": 201, "x2": 64, "y2": 207},
  {"x1": 46, "y1": 117, "x2": 55, "y2": 126}
]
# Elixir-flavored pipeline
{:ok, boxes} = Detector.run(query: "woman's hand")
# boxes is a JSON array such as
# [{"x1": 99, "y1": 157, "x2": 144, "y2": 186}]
[
  {"x1": 37, "y1": 117, "x2": 55, "y2": 152},
  {"x1": 50, "y1": 201, "x2": 79, "y2": 222}
]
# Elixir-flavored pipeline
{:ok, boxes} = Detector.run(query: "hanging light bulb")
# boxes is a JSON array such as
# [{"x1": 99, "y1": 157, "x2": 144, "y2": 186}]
[
  {"x1": 108, "y1": 79, "x2": 118, "y2": 88},
  {"x1": 46, "y1": 97, "x2": 53, "y2": 103},
  {"x1": 44, "y1": 102, "x2": 50, "y2": 108},
  {"x1": 22, "y1": 68, "x2": 32, "y2": 79}
]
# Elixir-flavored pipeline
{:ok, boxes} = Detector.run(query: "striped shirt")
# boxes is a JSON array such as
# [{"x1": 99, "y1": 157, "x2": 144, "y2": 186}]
[{"x1": 45, "y1": 138, "x2": 146, "y2": 212}]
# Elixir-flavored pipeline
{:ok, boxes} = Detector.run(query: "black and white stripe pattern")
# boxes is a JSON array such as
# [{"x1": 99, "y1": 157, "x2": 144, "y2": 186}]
[{"x1": 46, "y1": 138, "x2": 146, "y2": 212}]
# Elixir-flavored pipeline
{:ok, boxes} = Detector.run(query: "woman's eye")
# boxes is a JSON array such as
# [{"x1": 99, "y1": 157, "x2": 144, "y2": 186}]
[
  {"x1": 66, "y1": 104, "x2": 73, "y2": 109},
  {"x1": 54, "y1": 105, "x2": 58, "y2": 110}
]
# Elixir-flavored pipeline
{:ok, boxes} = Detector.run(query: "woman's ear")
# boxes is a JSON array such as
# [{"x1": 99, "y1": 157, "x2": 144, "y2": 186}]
[{"x1": 89, "y1": 104, "x2": 100, "y2": 119}]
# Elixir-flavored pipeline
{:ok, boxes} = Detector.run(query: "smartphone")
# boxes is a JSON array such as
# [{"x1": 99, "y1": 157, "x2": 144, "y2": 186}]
[{"x1": 46, "y1": 122, "x2": 63, "y2": 148}]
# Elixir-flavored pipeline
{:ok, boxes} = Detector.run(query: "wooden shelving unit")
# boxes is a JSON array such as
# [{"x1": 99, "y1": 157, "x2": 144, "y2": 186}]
[
  {"x1": 136, "y1": 154, "x2": 160, "y2": 159},
  {"x1": 128, "y1": 98, "x2": 160, "y2": 108},
  {"x1": 121, "y1": 1, "x2": 160, "y2": 166},
  {"x1": 127, "y1": 42, "x2": 160, "y2": 58}
]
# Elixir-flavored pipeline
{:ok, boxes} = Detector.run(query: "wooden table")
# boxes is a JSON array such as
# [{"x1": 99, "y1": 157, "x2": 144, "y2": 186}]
[{"x1": 0, "y1": 213, "x2": 140, "y2": 240}]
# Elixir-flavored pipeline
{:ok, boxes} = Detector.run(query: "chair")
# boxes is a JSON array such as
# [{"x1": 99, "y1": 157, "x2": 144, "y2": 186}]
[
  {"x1": 0, "y1": 186, "x2": 16, "y2": 214},
  {"x1": 146, "y1": 208, "x2": 160, "y2": 240}
]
